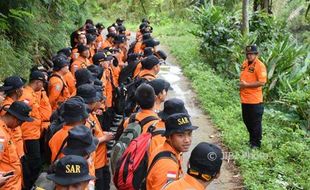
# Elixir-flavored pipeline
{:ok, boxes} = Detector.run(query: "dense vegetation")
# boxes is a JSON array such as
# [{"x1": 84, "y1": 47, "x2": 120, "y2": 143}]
[{"x1": 0, "y1": 0, "x2": 309, "y2": 189}]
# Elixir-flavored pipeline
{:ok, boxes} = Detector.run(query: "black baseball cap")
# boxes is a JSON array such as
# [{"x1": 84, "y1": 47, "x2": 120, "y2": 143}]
[
  {"x1": 189, "y1": 142, "x2": 223, "y2": 178},
  {"x1": 0, "y1": 76, "x2": 26, "y2": 93},
  {"x1": 158, "y1": 98, "x2": 188, "y2": 121},
  {"x1": 75, "y1": 68, "x2": 95, "y2": 88},
  {"x1": 164, "y1": 113, "x2": 198, "y2": 136},
  {"x1": 77, "y1": 44, "x2": 89, "y2": 53},
  {"x1": 155, "y1": 50, "x2": 167, "y2": 61},
  {"x1": 29, "y1": 70, "x2": 47, "y2": 83},
  {"x1": 143, "y1": 38, "x2": 160, "y2": 48},
  {"x1": 92, "y1": 52, "x2": 105, "y2": 65},
  {"x1": 246, "y1": 45, "x2": 258, "y2": 54},
  {"x1": 5, "y1": 101, "x2": 33, "y2": 122},
  {"x1": 52, "y1": 55, "x2": 69, "y2": 71},
  {"x1": 57, "y1": 48, "x2": 72, "y2": 58},
  {"x1": 144, "y1": 47, "x2": 154, "y2": 57},
  {"x1": 141, "y1": 55, "x2": 160, "y2": 70},
  {"x1": 147, "y1": 79, "x2": 172, "y2": 95},
  {"x1": 62, "y1": 125, "x2": 98, "y2": 157},
  {"x1": 77, "y1": 84, "x2": 101, "y2": 104},
  {"x1": 46, "y1": 155, "x2": 95, "y2": 186},
  {"x1": 86, "y1": 33, "x2": 96, "y2": 44},
  {"x1": 116, "y1": 18, "x2": 124, "y2": 23},
  {"x1": 96, "y1": 23, "x2": 105, "y2": 30},
  {"x1": 62, "y1": 96, "x2": 89, "y2": 123},
  {"x1": 114, "y1": 34, "x2": 126, "y2": 44}
]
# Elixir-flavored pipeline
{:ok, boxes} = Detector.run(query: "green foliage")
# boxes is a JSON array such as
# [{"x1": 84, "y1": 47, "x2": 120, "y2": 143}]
[
  {"x1": 0, "y1": 0, "x2": 95, "y2": 79},
  {"x1": 154, "y1": 21, "x2": 310, "y2": 190}
]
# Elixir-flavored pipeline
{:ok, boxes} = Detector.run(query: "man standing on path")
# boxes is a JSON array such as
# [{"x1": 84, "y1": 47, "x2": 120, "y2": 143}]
[{"x1": 240, "y1": 45, "x2": 267, "y2": 149}]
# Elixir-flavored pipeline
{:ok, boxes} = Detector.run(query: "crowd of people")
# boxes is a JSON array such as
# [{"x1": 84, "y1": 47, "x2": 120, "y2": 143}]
[{"x1": 0, "y1": 17, "x2": 227, "y2": 190}]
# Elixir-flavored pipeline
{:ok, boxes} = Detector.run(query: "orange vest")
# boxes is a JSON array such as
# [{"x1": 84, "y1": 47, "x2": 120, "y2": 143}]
[
  {"x1": 0, "y1": 120, "x2": 22, "y2": 190},
  {"x1": 147, "y1": 141, "x2": 182, "y2": 190},
  {"x1": 70, "y1": 56, "x2": 91, "y2": 75},
  {"x1": 240, "y1": 58, "x2": 267, "y2": 104},
  {"x1": 63, "y1": 72, "x2": 76, "y2": 96},
  {"x1": 163, "y1": 174, "x2": 205, "y2": 190},
  {"x1": 36, "y1": 90, "x2": 52, "y2": 132},
  {"x1": 138, "y1": 69, "x2": 157, "y2": 81},
  {"x1": 48, "y1": 73, "x2": 71, "y2": 111}
]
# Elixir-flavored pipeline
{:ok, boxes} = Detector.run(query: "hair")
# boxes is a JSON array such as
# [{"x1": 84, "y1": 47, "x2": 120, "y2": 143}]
[{"x1": 135, "y1": 84, "x2": 155, "y2": 109}]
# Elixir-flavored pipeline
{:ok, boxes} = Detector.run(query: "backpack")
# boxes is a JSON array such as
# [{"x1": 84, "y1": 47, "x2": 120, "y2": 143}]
[
  {"x1": 110, "y1": 114, "x2": 159, "y2": 174},
  {"x1": 118, "y1": 60, "x2": 140, "y2": 85},
  {"x1": 128, "y1": 40, "x2": 137, "y2": 55},
  {"x1": 113, "y1": 128, "x2": 177, "y2": 190}
]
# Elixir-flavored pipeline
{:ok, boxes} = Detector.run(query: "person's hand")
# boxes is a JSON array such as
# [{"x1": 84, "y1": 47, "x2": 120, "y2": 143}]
[
  {"x1": 0, "y1": 171, "x2": 14, "y2": 187},
  {"x1": 103, "y1": 132, "x2": 115, "y2": 142},
  {"x1": 239, "y1": 80, "x2": 248, "y2": 89}
]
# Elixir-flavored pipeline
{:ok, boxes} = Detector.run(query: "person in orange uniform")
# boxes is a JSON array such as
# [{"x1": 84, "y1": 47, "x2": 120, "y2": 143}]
[
  {"x1": 46, "y1": 155, "x2": 95, "y2": 190},
  {"x1": 76, "y1": 84, "x2": 114, "y2": 189},
  {"x1": 146, "y1": 113, "x2": 198, "y2": 190},
  {"x1": 48, "y1": 56, "x2": 71, "y2": 111},
  {"x1": 147, "y1": 79, "x2": 171, "y2": 113},
  {"x1": 240, "y1": 45, "x2": 267, "y2": 149},
  {"x1": 113, "y1": 35, "x2": 127, "y2": 69},
  {"x1": 163, "y1": 142, "x2": 223, "y2": 190},
  {"x1": 0, "y1": 101, "x2": 33, "y2": 190},
  {"x1": 101, "y1": 33, "x2": 115, "y2": 50},
  {"x1": 0, "y1": 76, "x2": 25, "y2": 159},
  {"x1": 95, "y1": 23, "x2": 105, "y2": 49},
  {"x1": 138, "y1": 55, "x2": 161, "y2": 81},
  {"x1": 70, "y1": 44, "x2": 91, "y2": 75},
  {"x1": 61, "y1": 125, "x2": 98, "y2": 190},
  {"x1": 86, "y1": 33, "x2": 97, "y2": 63},
  {"x1": 48, "y1": 97, "x2": 89, "y2": 163},
  {"x1": 71, "y1": 32, "x2": 87, "y2": 60},
  {"x1": 19, "y1": 71, "x2": 47, "y2": 189},
  {"x1": 122, "y1": 84, "x2": 159, "y2": 134},
  {"x1": 149, "y1": 98, "x2": 189, "y2": 154}
]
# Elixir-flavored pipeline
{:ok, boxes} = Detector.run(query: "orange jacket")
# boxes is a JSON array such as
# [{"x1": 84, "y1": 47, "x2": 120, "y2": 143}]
[
  {"x1": 95, "y1": 34, "x2": 104, "y2": 49},
  {"x1": 19, "y1": 86, "x2": 42, "y2": 140},
  {"x1": 0, "y1": 97, "x2": 24, "y2": 158},
  {"x1": 123, "y1": 109, "x2": 159, "y2": 133},
  {"x1": 48, "y1": 73, "x2": 71, "y2": 111},
  {"x1": 240, "y1": 58, "x2": 267, "y2": 104},
  {"x1": 138, "y1": 69, "x2": 157, "y2": 81},
  {"x1": 89, "y1": 44, "x2": 96, "y2": 64},
  {"x1": 71, "y1": 47, "x2": 79, "y2": 60},
  {"x1": 48, "y1": 125, "x2": 73, "y2": 162},
  {"x1": 87, "y1": 113, "x2": 107, "y2": 169},
  {"x1": 63, "y1": 72, "x2": 76, "y2": 96},
  {"x1": 101, "y1": 39, "x2": 113, "y2": 50},
  {"x1": 36, "y1": 90, "x2": 52, "y2": 132},
  {"x1": 70, "y1": 56, "x2": 91, "y2": 75},
  {"x1": 110, "y1": 65, "x2": 121, "y2": 87},
  {"x1": 163, "y1": 174, "x2": 205, "y2": 190},
  {"x1": 133, "y1": 62, "x2": 142, "y2": 79},
  {"x1": 147, "y1": 141, "x2": 183, "y2": 190},
  {"x1": 0, "y1": 120, "x2": 22, "y2": 190},
  {"x1": 101, "y1": 69, "x2": 114, "y2": 108},
  {"x1": 134, "y1": 41, "x2": 144, "y2": 54}
]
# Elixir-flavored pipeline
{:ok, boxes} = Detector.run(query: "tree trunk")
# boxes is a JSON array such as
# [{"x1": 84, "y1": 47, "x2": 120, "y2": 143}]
[
  {"x1": 210, "y1": 0, "x2": 214, "y2": 7},
  {"x1": 242, "y1": 0, "x2": 249, "y2": 36}
]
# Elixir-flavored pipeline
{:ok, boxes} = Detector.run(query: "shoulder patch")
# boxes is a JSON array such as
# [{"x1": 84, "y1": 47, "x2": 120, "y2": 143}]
[
  {"x1": 55, "y1": 84, "x2": 62, "y2": 91},
  {"x1": 166, "y1": 171, "x2": 177, "y2": 179}
]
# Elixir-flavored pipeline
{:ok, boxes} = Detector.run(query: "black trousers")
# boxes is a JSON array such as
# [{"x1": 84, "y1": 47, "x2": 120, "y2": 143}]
[
  {"x1": 95, "y1": 165, "x2": 111, "y2": 190},
  {"x1": 23, "y1": 139, "x2": 42, "y2": 190},
  {"x1": 241, "y1": 103, "x2": 264, "y2": 147}
]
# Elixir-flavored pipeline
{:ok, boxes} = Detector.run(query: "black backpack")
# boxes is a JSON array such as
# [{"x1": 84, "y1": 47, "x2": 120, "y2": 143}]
[{"x1": 118, "y1": 60, "x2": 140, "y2": 85}]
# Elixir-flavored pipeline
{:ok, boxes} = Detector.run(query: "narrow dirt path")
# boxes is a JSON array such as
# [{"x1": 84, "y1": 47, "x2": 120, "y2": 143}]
[{"x1": 159, "y1": 45, "x2": 243, "y2": 190}]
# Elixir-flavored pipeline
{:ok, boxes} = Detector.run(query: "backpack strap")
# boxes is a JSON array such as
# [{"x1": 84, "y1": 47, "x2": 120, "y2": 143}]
[
  {"x1": 147, "y1": 151, "x2": 178, "y2": 176},
  {"x1": 151, "y1": 129, "x2": 165, "y2": 137},
  {"x1": 0, "y1": 104, "x2": 10, "y2": 112},
  {"x1": 138, "y1": 116, "x2": 158, "y2": 127},
  {"x1": 52, "y1": 137, "x2": 68, "y2": 163}
]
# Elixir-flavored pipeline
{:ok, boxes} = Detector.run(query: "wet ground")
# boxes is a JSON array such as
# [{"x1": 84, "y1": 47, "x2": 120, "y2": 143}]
[{"x1": 158, "y1": 46, "x2": 243, "y2": 190}]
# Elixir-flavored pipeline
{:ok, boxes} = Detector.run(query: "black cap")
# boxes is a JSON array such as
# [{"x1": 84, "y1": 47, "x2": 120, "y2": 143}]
[
  {"x1": 117, "y1": 25, "x2": 126, "y2": 33},
  {"x1": 87, "y1": 64, "x2": 101, "y2": 79},
  {"x1": 139, "y1": 23, "x2": 148, "y2": 30},
  {"x1": 92, "y1": 52, "x2": 105, "y2": 65},
  {"x1": 46, "y1": 155, "x2": 95, "y2": 185},
  {"x1": 75, "y1": 69, "x2": 94, "y2": 88},
  {"x1": 142, "y1": 33, "x2": 152, "y2": 41},
  {"x1": 86, "y1": 33, "x2": 96, "y2": 44},
  {"x1": 5, "y1": 101, "x2": 33, "y2": 122},
  {"x1": 62, "y1": 97, "x2": 89, "y2": 123},
  {"x1": 246, "y1": 45, "x2": 258, "y2": 54},
  {"x1": 77, "y1": 44, "x2": 89, "y2": 53},
  {"x1": 86, "y1": 26, "x2": 97, "y2": 35},
  {"x1": 141, "y1": 55, "x2": 160, "y2": 70},
  {"x1": 106, "y1": 32, "x2": 116, "y2": 38},
  {"x1": 141, "y1": 18, "x2": 150, "y2": 24},
  {"x1": 52, "y1": 55, "x2": 69, "y2": 71},
  {"x1": 29, "y1": 70, "x2": 47, "y2": 83},
  {"x1": 147, "y1": 79, "x2": 171, "y2": 95},
  {"x1": 103, "y1": 51, "x2": 113, "y2": 61},
  {"x1": 95, "y1": 23, "x2": 104, "y2": 30},
  {"x1": 164, "y1": 113, "x2": 198, "y2": 136},
  {"x1": 189, "y1": 142, "x2": 223, "y2": 177},
  {"x1": 114, "y1": 34, "x2": 126, "y2": 44},
  {"x1": 116, "y1": 18, "x2": 124, "y2": 23},
  {"x1": 144, "y1": 47, "x2": 154, "y2": 57},
  {"x1": 158, "y1": 98, "x2": 188, "y2": 121},
  {"x1": 143, "y1": 38, "x2": 160, "y2": 48},
  {"x1": 62, "y1": 125, "x2": 98, "y2": 157},
  {"x1": 155, "y1": 50, "x2": 167, "y2": 61},
  {"x1": 0, "y1": 76, "x2": 26, "y2": 93},
  {"x1": 57, "y1": 48, "x2": 72, "y2": 58},
  {"x1": 77, "y1": 84, "x2": 101, "y2": 104}
]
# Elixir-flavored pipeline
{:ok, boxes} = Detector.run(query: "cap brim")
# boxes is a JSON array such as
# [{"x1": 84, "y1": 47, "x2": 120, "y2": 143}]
[
  {"x1": 47, "y1": 174, "x2": 95, "y2": 186},
  {"x1": 6, "y1": 109, "x2": 34, "y2": 122},
  {"x1": 164, "y1": 125, "x2": 198, "y2": 136},
  {"x1": 104, "y1": 55, "x2": 113, "y2": 61},
  {"x1": 0, "y1": 86, "x2": 14, "y2": 92}
]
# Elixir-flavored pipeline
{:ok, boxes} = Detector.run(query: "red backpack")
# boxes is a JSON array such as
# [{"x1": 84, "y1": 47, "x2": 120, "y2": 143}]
[{"x1": 113, "y1": 126, "x2": 168, "y2": 190}]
